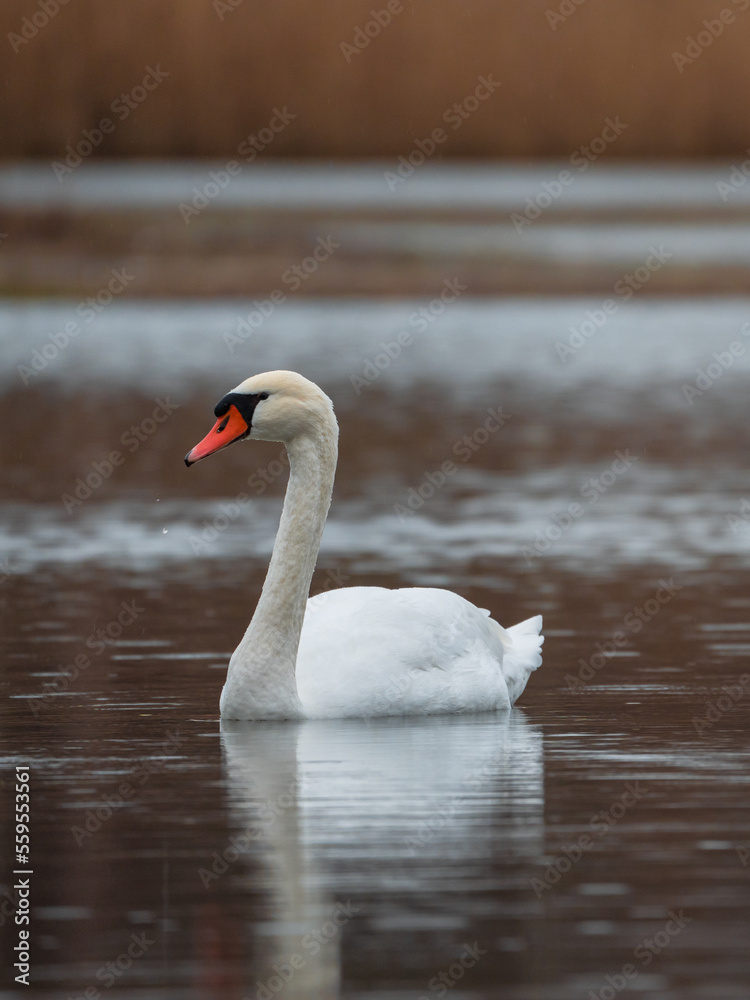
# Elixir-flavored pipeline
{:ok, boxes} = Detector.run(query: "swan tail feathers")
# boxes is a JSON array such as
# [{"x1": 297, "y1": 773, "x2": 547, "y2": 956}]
[{"x1": 498, "y1": 615, "x2": 544, "y2": 705}]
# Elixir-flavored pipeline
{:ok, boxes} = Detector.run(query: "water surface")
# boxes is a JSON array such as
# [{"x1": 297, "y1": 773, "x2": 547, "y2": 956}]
[{"x1": 2, "y1": 205, "x2": 750, "y2": 998}]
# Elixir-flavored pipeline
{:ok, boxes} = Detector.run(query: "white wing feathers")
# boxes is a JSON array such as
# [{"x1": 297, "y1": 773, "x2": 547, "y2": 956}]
[{"x1": 295, "y1": 587, "x2": 543, "y2": 718}]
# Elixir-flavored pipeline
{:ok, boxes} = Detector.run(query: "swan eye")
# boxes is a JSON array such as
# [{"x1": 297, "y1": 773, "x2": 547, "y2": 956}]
[{"x1": 257, "y1": 392, "x2": 269, "y2": 401}]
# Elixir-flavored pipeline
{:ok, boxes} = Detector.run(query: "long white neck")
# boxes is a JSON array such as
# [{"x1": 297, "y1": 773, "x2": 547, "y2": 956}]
[{"x1": 220, "y1": 416, "x2": 338, "y2": 720}]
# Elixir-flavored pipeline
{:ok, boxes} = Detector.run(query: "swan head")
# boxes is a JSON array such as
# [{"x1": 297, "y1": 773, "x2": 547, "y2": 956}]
[{"x1": 184, "y1": 370, "x2": 335, "y2": 466}]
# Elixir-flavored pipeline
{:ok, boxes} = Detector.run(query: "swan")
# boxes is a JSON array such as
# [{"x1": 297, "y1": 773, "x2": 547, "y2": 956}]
[{"x1": 185, "y1": 371, "x2": 543, "y2": 720}]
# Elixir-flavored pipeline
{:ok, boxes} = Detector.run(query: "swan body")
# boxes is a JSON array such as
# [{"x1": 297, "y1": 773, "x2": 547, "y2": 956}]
[
  {"x1": 185, "y1": 371, "x2": 543, "y2": 720},
  {"x1": 297, "y1": 587, "x2": 542, "y2": 718}
]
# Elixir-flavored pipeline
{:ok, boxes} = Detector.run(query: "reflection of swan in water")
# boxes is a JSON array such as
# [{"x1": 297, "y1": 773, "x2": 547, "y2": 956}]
[
  {"x1": 220, "y1": 713, "x2": 544, "y2": 994},
  {"x1": 185, "y1": 371, "x2": 543, "y2": 720}
]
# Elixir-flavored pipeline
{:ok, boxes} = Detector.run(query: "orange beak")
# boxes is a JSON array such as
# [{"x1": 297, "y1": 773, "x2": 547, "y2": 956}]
[{"x1": 184, "y1": 405, "x2": 249, "y2": 467}]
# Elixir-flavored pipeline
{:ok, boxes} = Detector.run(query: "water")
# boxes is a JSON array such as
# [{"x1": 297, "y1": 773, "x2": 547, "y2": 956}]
[
  {"x1": 2, "y1": 167, "x2": 750, "y2": 998},
  {"x1": 2, "y1": 161, "x2": 750, "y2": 211}
]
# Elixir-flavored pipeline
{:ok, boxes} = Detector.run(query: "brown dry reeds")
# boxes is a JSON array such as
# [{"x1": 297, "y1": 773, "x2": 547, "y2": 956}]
[{"x1": 1, "y1": 0, "x2": 750, "y2": 159}]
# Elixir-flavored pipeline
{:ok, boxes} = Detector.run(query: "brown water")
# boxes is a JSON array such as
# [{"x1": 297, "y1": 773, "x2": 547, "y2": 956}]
[{"x1": 2, "y1": 199, "x2": 750, "y2": 998}]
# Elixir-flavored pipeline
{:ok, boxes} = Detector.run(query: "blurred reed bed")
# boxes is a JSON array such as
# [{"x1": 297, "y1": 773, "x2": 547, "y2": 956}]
[{"x1": 1, "y1": 0, "x2": 749, "y2": 159}]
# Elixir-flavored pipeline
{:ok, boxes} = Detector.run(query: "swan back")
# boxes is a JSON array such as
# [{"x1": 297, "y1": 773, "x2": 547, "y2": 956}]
[{"x1": 295, "y1": 587, "x2": 543, "y2": 719}]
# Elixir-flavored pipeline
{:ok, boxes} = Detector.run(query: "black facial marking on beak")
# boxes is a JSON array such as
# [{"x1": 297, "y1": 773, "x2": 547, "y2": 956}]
[{"x1": 214, "y1": 391, "x2": 265, "y2": 427}]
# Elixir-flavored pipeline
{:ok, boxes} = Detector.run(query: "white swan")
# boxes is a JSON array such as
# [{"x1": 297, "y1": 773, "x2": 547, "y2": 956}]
[{"x1": 185, "y1": 371, "x2": 543, "y2": 720}]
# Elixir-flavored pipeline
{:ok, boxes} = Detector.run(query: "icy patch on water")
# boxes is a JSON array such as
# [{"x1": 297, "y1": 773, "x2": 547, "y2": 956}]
[
  {"x1": 2, "y1": 161, "x2": 749, "y2": 211},
  {"x1": 2, "y1": 465, "x2": 749, "y2": 578},
  {"x1": 2, "y1": 297, "x2": 750, "y2": 396}
]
